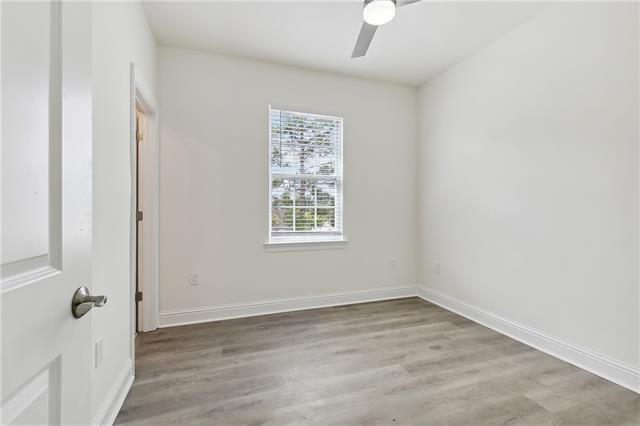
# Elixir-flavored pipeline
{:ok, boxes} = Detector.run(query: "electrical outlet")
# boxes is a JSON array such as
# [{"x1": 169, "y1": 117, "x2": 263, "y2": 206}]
[
  {"x1": 189, "y1": 271, "x2": 200, "y2": 286},
  {"x1": 390, "y1": 258, "x2": 397, "y2": 270},
  {"x1": 434, "y1": 263, "x2": 441, "y2": 274},
  {"x1": 95, "y1": 338, "x2": 103, "y2": 369}
]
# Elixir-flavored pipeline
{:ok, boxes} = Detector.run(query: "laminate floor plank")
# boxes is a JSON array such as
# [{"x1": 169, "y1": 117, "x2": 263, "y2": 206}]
[{"x1": 116, "y1": 297, "x2": 639, "y2": 425}]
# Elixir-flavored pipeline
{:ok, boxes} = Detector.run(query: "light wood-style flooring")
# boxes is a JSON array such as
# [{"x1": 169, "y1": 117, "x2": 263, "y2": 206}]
[{"x1": 116, "y1": 297, "x2": 640, "y2": 425}]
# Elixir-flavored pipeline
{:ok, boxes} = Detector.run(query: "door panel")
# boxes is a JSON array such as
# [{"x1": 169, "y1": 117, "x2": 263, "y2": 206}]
[
  {"x1": 1, "y1": 1, "x2": 50, "y2": 267},
  {"x1": 1, "y1": 0, "x2": 59, "y2": 288},
  {"x1": 2, "y1": 359, "x2": 61, "y2": 425},
  {"x1": 1, "y1": 2, "x2": 93, "y2": 424}
]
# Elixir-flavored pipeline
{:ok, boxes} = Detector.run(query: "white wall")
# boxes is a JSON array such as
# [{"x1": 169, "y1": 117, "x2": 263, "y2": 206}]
[
  {"x1": 91, "y1": 1, "x2": 157, "y2": 421},
  {"x1": 418, "y1": 2, "x2": 638, "y2": 370},
  {"x1": 158, "y1": 47, "x2": 417, "y2": 315}
]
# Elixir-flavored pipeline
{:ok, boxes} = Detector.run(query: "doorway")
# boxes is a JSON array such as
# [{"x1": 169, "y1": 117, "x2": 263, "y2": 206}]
[
  {"x1": 129, "y1": 68, "x2": 160, "y2": 347},
  {"x1": 135, "y1": 107, "x2": 145, "y2": 332}
]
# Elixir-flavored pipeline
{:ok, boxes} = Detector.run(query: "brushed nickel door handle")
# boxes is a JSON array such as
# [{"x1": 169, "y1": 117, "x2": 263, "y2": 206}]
[{"x1": 71, "y1": 286, "x2": 107, "y2": 318}]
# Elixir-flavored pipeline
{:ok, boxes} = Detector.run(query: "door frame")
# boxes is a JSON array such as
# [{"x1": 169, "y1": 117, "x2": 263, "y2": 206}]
[{"x1": 129, "y1": 63, "x2": 159, "y2": 347}]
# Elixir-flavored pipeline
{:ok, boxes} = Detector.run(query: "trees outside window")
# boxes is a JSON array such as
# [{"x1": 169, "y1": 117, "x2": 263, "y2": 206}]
[{"x1": 269, "y1": 108, "x2": 343, "y2": 240}]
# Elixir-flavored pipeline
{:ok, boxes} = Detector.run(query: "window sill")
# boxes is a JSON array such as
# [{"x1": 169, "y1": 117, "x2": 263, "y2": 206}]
[{"x1": 264, "y1": 237, "x2": 348, "y2": 252}]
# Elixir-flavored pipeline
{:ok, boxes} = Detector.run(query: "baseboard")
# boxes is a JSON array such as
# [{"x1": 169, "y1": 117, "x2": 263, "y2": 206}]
[
  {"x1": 159, "y1": 286, "x2": 419, "y2": 328},
  {"x1": 92, "y1": 359, "x2": 134, "y2": 426},
  {"x1": 417, "y1": 287, "x2": 640, "y2": 394}
]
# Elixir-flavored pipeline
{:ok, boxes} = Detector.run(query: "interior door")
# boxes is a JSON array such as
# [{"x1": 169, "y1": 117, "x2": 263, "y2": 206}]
[{"x1": 1, "y1": 1, "x2": 94, "y2": 424}]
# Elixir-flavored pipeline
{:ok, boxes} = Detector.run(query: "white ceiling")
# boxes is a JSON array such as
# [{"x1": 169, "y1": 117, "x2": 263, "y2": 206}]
[{"x1": 143, "y1": 1, "x2": 548, "y2": 86}]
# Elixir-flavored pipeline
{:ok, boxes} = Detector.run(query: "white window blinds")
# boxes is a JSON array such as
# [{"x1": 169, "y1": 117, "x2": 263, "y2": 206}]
[{"x1": 269, "y1": 107, "x2": 343, "y2": 241}]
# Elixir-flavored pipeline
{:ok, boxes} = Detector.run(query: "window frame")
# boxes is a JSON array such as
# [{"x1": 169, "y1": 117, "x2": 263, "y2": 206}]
[{"x1": 267, "y1": 106, "x2": 345, "y2": 246}]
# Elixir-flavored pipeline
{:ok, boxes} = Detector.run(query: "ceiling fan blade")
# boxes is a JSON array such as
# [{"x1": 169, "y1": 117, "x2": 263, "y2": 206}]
[
  {"x1": 397, "y1": 0, "x2": 422, "y2": 7},
  {"x1": 351, "y1": 22, "x2": 377, "y2": 58}
]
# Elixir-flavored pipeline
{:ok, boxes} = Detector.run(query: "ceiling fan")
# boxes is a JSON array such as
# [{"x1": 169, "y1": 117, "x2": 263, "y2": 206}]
[{"x1": 352, "y1": 0, "x2": 422, "y2": 58}]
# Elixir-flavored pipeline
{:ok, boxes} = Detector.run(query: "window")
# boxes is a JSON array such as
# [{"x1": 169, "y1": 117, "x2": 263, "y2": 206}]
[{"x1": 269, "y1": 107, "x2": 343, "y2": 243}]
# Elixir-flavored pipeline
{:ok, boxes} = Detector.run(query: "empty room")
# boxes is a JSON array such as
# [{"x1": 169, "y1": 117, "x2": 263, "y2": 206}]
[{"x1": 1, "y1": 0, "x2": 639, "y2": 425}]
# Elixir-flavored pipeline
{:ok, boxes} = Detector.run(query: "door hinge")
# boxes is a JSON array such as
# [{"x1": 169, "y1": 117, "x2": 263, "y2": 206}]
[
  {"x1": 135, "y1": 291, "x2": 143, "y2": 302},
  {"x1": 137, "y1": 210, "x2": 143, "y2": 221}
]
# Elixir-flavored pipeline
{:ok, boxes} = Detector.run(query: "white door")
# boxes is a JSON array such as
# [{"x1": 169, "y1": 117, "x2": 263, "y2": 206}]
[{"x1": 1, "y1": 1, "x2": 95, "y2": 424}]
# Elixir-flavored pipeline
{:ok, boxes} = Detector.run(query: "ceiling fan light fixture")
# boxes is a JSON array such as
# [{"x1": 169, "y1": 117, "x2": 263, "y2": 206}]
[{"x1": 363, "y1": 0, "x2": 396, "y2": 26}]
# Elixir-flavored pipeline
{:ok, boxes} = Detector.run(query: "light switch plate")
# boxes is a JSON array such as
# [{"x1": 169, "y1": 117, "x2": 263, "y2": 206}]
[{"x1": 95, "y1": 338, "x2": 103, "y2": 369}]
